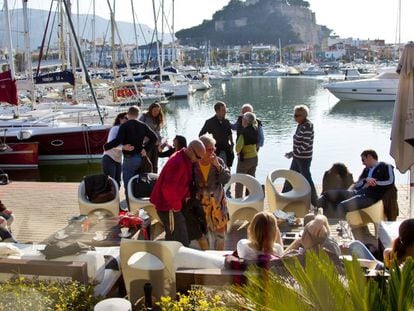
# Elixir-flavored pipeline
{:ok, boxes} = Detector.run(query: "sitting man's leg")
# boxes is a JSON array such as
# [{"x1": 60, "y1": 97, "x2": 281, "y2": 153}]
[
  {"x1": 318, "y1": 189, "x2": 357, "y2": 217},
  {"x1": 337, "y1": 194, "x2": 377, "y2": 219}
]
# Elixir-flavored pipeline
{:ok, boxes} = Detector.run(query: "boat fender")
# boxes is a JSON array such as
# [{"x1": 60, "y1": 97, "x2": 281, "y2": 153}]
[{"x1": 17, "y1": 130, "x2": 32, "y2": 140}]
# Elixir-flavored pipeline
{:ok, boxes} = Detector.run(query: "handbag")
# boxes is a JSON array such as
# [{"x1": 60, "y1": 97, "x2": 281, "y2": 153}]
[
  {"x1": 132, "y1": 173, "x2": 158, "y2": 198},
  {"x1": 136, "y1": 155, "x2": 153, "y2": 174}
]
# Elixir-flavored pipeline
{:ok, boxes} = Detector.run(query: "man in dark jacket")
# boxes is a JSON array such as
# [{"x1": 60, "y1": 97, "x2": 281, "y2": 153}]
[
  {"x1": 317, "y1": 149, "x2": 395, "y2": 218},
  {"x1": 199, "y1": 101, "x2": 234, "y2": 168},
  {"x1": 104, "y1": 106, "x2": 157, "y2": 198}
]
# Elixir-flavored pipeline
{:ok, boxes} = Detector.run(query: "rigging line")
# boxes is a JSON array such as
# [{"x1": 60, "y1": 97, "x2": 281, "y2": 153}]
[
  {"x1": 44, "y1": 9, "x2": 58, "y2": 61},
  {"x1": 62, "y1": 0, "x2": 104, "y2": 124},
  {"x1": 97, "y1": 21, "x2": 111, "y2": 67},
  {"x1": 35, "y1": 0, "x2": 54, "y2": 77}
]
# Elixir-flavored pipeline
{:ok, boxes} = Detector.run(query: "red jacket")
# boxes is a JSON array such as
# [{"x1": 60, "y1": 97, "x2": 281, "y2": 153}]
[{"x1": 150, "y1": 149, "x2": 192, "y2": 212}]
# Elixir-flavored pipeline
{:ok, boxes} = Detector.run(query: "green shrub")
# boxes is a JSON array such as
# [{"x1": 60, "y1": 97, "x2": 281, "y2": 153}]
[
  {"x1": 0, "y1": 277, "x2": 101, "y2": 311},
  {"x1": 228, "y1": 250, "x2": 414, "y2": 311}
]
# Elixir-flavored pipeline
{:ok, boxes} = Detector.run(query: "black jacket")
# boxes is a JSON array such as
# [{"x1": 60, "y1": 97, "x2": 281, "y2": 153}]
[{"x1": 104, "y1": 119, "x2": 157, "y2": 156}]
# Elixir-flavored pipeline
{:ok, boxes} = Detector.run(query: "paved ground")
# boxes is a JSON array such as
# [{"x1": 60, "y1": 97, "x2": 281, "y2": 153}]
[{"x1": 0, "y1": 181, "x2": 411, "y2": 245}]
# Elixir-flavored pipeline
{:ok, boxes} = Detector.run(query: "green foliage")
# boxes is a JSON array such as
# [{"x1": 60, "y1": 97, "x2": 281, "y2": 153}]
[
  {"x1": 229, "y1": 250, "x2": 414, "y2": 311},
  {"x1": 0, "y1": 277, "x2": 101, "y2": 311}
]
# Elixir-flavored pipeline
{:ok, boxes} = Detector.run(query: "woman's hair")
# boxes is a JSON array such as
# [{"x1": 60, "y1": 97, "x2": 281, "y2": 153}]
[
  {"x1": 199, "y1": 133, "x2": 216, "y2": 148},
  {"x1": 242, "y1": 111, "x2": 257, "y2": 128},
  {"x1": 147, "y1": 102, "x2": 164, "y2": 126},
  {"x1": 247, "y1": 211, "x2": 281, "y2": 253},
  {"x1": 392, "y1": 219, "x2": 414, "y2": 263},
  {"x1": 302, "y1": 215, "x2": 330, "y2": 248},
  {"x1": 174, "y1": 135, "x2": 187, "y2": 150},
  {"x1": 113, "y1": 112, "x2": 127, "y2": 126},
  {"x1": 294, "y1": 104, "x2": 309, "y2": 118},
  {"x1": 328, "y1": 162, "x2": 351, "y2": 178}
]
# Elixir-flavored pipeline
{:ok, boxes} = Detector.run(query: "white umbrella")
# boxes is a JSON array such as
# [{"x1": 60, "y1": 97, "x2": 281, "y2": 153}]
[{"x1": 390, "y1": 42, "x2": 414, "y2": 217}]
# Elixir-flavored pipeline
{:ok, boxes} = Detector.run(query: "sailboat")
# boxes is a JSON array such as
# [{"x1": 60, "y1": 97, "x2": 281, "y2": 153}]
[{"x1": 0, "y1": 0, "x2": 109, "y2": 164}]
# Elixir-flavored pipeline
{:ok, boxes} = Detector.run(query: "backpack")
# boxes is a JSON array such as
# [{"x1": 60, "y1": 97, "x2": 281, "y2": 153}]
[
  {"x1": 84, "y1": 174, "x2": 116, "y2": 203},
  {"x1": 132, "y1": 173, "x2": 158, "y2": 198}
]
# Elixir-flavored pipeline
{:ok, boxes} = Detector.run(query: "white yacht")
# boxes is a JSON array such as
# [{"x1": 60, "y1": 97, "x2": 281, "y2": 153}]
[{"x1": 324, "y1": 71, "x2": 399, "y2": 101}]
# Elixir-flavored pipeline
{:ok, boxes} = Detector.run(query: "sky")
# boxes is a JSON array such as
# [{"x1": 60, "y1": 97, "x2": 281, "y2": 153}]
[{"x1": 3, "y1": 0, "x2": 413, "y2": 44}]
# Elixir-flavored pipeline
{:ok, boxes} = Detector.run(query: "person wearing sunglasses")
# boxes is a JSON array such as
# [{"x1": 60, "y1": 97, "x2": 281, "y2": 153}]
[
  {"x1": 150, "y1": 139, "x2": 206, "y2": 246},
  {"x1": 283, "y1": 104, "x2": 318, "y2": 207}
]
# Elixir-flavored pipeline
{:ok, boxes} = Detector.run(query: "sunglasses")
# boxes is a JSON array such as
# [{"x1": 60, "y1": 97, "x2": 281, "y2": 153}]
[{"x1": 294, "y1": 114, "x2": 302, "y2": 118}]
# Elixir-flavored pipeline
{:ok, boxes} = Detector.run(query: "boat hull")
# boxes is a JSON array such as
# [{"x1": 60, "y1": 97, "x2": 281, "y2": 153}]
[
  {"x1": 0, "y1": 142, "x2": 39, "y2": 168},
  {"x1": 3, "y1": 125, "x2": 109, "y2": 162},
  {"x1": 325, "y1": 87, "x2": 397, "y2": 101}
]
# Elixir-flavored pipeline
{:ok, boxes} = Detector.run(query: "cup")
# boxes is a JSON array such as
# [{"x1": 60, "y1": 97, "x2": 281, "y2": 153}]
[
  {"x1": 56, "y1": 230, "x2": 65, "y2": 239},
  {"x1": 120, "y1": 227, "x2": 129, "y2": 236},
  {"x1": 95, "y1": 231, "x2": 104, "y2": 240}
]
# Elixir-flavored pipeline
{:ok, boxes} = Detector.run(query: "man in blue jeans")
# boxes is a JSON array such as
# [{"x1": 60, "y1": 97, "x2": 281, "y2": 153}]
[
  {"x1": 317, "y1": 149, "x2": 395, "y2": 218},
  {"x1": 104, "y1": 106, "x2": 157, "y2": 207}
]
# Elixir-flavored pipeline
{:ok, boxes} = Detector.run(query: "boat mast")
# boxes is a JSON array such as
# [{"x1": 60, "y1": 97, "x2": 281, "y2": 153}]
[
  {"x1": 92, "y1": 0, "x2": 97, "y2": 67},
  {"x1": 130, "y1": 0, "x2": 140, "y2": 64},
  {"x1": 62, "y1": 0, "x2": 104, "y2": 124},
  {"x1": 171, "y1": 0, "x2": 175, "y2": 65},
  {"x1": 22, "y1": 0, "x2": 35, "y2": 106},
  {"x1": 152, "y1": 0, "x2": 162, "y2": 81},
  {"x1": 4, "y1": 0, "x2": 16, "y2": 78}
]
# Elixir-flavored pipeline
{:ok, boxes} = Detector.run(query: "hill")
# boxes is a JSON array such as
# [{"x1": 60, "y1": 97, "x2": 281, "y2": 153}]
[
  {"x1": 0, "y1": 8, "x2": 155, "y2": 52},
  {"x1": 176, "y1": 0, "x2": 331, "y2": 47}
]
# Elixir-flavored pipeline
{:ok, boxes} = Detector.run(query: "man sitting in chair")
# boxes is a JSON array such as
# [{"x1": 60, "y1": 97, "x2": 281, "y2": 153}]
[{"x1": 317, "y1": 149, "x2": 395, "y2": 218}]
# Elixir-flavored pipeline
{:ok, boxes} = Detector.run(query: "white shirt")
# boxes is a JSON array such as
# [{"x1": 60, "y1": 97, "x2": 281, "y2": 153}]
[{"x1": 236, "y1": 239, "x2": 283, "y2": 260}]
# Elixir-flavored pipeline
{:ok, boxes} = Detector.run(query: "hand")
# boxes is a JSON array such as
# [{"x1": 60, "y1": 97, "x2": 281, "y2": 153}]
[
  {"x1": 123, "y1": 144, "x2": 134, "y2": 151},
  {"x1": 210, "y1": 153, "x2": 221, "y2": 170},
  {"x1": 365, "y1": 177, "x2": 377, "y2": 187},
  {"x1": 285, "y1": 152, "x2": 293, "y2": 159},
  {"x1": 383, "y1": 248, "x2": 393, "y2": 268},
  {"x1": 141, "y1": 149, "x2": 147, "y2": 157}
]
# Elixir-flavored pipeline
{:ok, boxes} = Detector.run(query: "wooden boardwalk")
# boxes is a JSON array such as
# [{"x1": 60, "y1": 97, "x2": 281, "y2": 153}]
[{"x1": 0, "y1": 181, "x2": 411, "y2": 245}]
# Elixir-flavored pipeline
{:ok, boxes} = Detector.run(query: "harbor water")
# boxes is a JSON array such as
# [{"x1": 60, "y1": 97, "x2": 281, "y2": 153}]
[{"x1": 5, "y1": 76, "x2": 407, "y2": 186}]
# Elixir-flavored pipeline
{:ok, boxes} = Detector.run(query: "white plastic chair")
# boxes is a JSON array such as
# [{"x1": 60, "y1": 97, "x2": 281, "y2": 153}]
[
  {"x1": 127, "y1": 174, "x2": 163, "y2": 239},
  {"x1": 223, "y1": 173, "x2": 264, "y2": 232},
  {"x1": 78, "y1": 176, "x2": 120, "y2": 216},
  {"x1": 265, "y1": 169, "x2": 311, "y2": 218},
  {"x1": 346, "y1": 200, "x2": 385, "y2": 238},
  {"x1": 120, "y1": 240, "x2": 182, "y2": 305}
]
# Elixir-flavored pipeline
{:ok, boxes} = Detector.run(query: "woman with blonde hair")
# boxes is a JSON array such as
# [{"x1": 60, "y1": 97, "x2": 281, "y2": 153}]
[
  {"x1": 195, "y1": 133, "x2": 231, "y2": 250},
  {"x1": 237, "y1": 211, "x2": 284, "y2": 260},
  {"x1": 284, "y1": 214, "x2": 340, "y2": 256}
]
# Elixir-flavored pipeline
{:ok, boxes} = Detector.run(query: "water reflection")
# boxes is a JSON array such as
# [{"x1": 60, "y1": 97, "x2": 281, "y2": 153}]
[{"x1": 329, "y1": 100, "x2": 394, "y2": 124}]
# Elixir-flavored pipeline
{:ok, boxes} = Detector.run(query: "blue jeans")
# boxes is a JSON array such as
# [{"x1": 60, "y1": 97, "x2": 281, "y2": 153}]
[
  {"x1": 318, "y1": 189, "x2": 376, "y2": 218},
  {"x1": 122, "y1": 154, "x2": 142, "y2": 198},
  {"x1": 283, "y1": 157, "x2": 318, "y2": 206},
  {"x1": 102, "y1": 155, "x2": 122, "y2": 187}
]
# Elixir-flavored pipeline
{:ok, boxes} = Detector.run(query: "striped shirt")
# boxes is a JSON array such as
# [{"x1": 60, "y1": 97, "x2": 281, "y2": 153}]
[{"x1": 293, "y1": 119, "x2": 314, "y2": 159}]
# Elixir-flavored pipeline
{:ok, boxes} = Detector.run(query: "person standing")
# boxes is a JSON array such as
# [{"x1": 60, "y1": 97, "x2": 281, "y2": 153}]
[
  {"x1": 199, "y1": 101, "x2": 234, "y2": 169},
  {"x1": 283, "y1": 104, "x2": 318, "y2": 207},
  {"x1": 150, "y1": 139, "x2": 206, "y2": 246},
  {"x1": 233, "y1": 103, "x2": 264, "y2": 150},
  {"x1": 235, "y1": 112, "x2": 259, "y2": 198},
  {"x1": 104, "y1": 106, "x2": 157, "y2": 199},
  {"x1": 139, "y1": 102, "x2": 165, "y2": 173},
  {"x1": 102, "y1": 112, "x2": 128, "y2": 187},
  {"x1": 196, "y1": 134, "x2": 231, "y2": 250}
]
